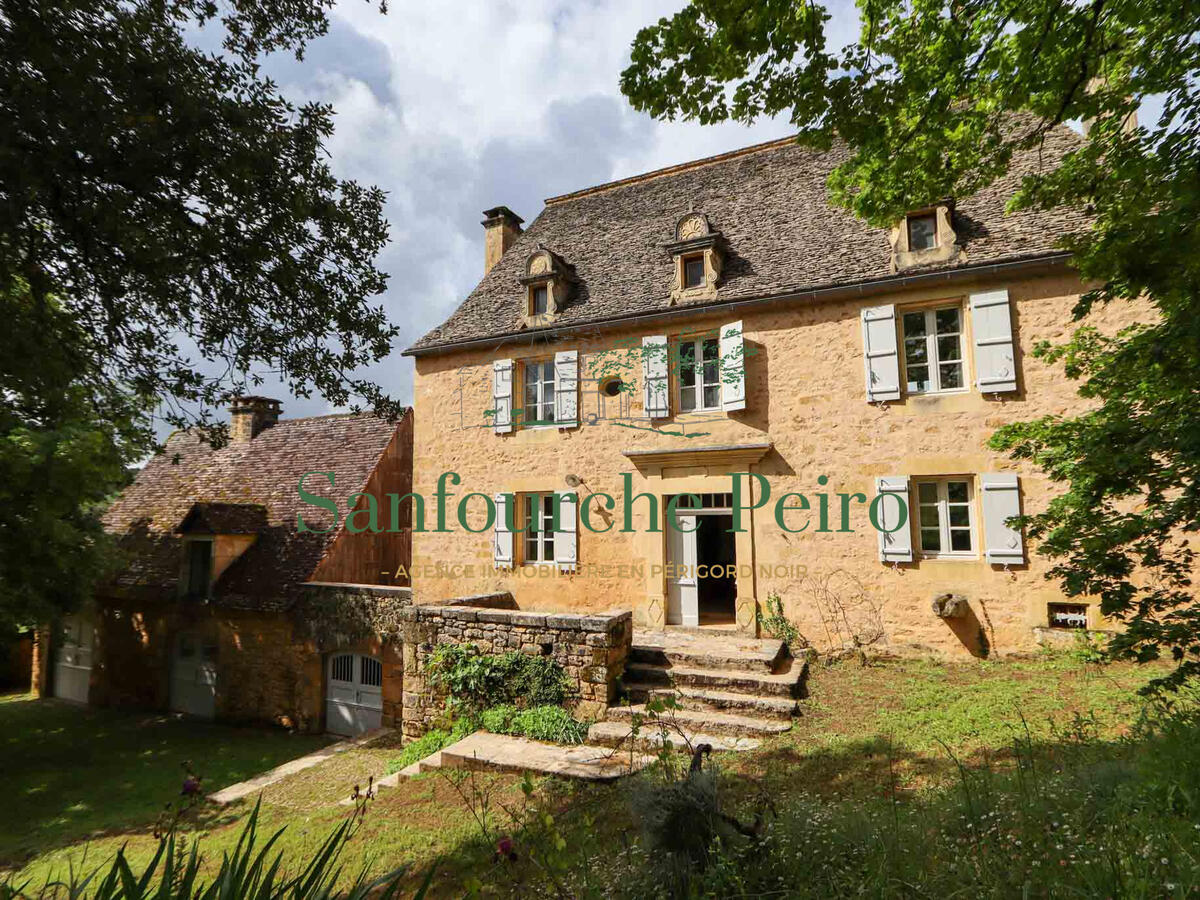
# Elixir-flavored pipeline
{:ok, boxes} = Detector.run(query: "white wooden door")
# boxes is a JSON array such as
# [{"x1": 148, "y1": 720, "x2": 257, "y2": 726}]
[
  {"x1": 170, "y1": 631, "x2": 217, "y2": 719},
  {"x1": 53, "y1": 614, "x2": 94, "y2": 704},
  {"x1": 666, "y1": 513, "x2": 699, "y2": 627},
  {"x1": 326, "y1": 653, "x2": 383, "y2": 736}
]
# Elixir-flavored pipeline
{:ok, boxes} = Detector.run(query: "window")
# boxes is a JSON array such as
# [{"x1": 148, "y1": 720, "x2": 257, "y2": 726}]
[
  {"x1": 601, "y1": 377, "x2": 624, "y2": 397},
  {"x1": 683, "y1": 255, "x2": 705, "y2": 289},
  {"x1": 185, "y1": 540, "x2": 212, "y2": 598},
  {"x1": 522, "y1": 359, "x2": 555, "y2": 425},
  {"x1": 1048, "y1": 602, "x2": 1088, "y2": 630},
  {"x1": 679, "y1": 336, "x2": 720, "y2": 412},
  {"x1": 907, "y1": 213, "x2": 938, "y2": 251},
  {"x1": 916, "y1": 478, "x2": 975, "y2": 556},
  {"x1": 531, "y1": 285, "x2": 549, "y2": 316},
  {"x1": 360, "y1": 655, "x2": 383, "y2": 687},
  {"x1": 902, "y1": 305, "x2": 965, "y2": 393},
  {"x1": 522, "y1": 494, "x2": 556, "y2": 564}
]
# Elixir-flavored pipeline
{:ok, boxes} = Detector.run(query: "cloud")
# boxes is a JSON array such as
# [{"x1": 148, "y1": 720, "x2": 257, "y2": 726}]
[{"x1": 175, "y1": 1, "x2": 860, "y2": 431}]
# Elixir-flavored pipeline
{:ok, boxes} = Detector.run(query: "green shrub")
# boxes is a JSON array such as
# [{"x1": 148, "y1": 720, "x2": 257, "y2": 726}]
[
  {"x1": 478, "y1": 704, "x2": 588, "y2": 744},
  {"x1": 425, "y1": 644, "x2": 572, "y2": 711},
  {"x1": 2, "y1": 798, "x2": 419, "y2": 899},
  {"x1": 384, "y1": 717, "x2": 477, "y2": 775},
  {"x1": 757, "y1": 592, "x2": 807, "y2": 651}
]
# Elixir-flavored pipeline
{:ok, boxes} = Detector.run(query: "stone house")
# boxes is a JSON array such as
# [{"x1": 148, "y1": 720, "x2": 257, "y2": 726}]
[
  {"x1": 401, "y1": 132, "x2": 1134, "y2": 661},
  {"x1": 33, "y1": 398, "x2": 415, "y2": 735}
]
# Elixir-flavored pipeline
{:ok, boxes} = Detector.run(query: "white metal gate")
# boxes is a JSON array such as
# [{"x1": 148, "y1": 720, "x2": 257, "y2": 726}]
[
  {"x1": 326, "y1": 653, "x2": 383, "y2": 736},
  {"x1": 170, "y1": 631, "x2": 217, "y2": 719},
  {"x1": 53, "y1": 614, "x2": 94, "y2": 704}
]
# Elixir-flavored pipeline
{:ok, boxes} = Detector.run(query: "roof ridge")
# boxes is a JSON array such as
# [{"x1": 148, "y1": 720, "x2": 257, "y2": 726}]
[{"x1": 543, "y1": 135, "x2": 799, "y2": 205}]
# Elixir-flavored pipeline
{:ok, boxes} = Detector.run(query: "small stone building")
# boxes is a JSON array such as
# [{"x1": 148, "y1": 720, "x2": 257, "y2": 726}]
[{"x1": 33, "y1": 398, "x2": 414, "y2": 735}]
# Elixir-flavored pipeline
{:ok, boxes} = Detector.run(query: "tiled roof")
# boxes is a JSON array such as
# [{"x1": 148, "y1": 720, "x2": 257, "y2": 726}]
[
  {"x1": 407, "y1": 130, "x2": 1088, "y2": 353},
  {"x1": 176, "y1": 502, "x2": 268, "y2": 535},
  {"x1": 102, "y1": 412, "x2": 405, "y2": 610}
]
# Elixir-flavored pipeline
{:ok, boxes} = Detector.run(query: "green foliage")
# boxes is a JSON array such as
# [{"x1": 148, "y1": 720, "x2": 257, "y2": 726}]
[
  {"x1": 0, "y1": 798, "x2": 416, "y2": 900},
  {"x1": 756, "y1": 592, "x2": 807, "y2": 651},
  {"x1": 0, "y1": 0, "x2": 398, "y2": 625},
  {"x1": 622, "y1": 0, "x2": 1200, "y2": 690},
  {"x1": 384, "y1": 717, "x2": 478, "y2": 775},
  {"x1": 479, "y1": 704, "x2": 590, "y2": 745},
  {"x1": 425, "y1": 645, "x2": 572, "y2": 712},
  {"x1": 1068, "y1": 630, "x2": 1111, "y2": 666}
]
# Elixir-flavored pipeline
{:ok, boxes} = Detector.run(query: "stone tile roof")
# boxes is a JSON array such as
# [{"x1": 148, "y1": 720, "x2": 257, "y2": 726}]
[
  {"x1": 102, "y1": 412, "x2": 405, "y2": 610},
  {"x1": 177, "y1": 502, "x2": 268, "y2": 535},
  {"x1": 407, "y1": 130, "x2": 1088, "y2": 354}
]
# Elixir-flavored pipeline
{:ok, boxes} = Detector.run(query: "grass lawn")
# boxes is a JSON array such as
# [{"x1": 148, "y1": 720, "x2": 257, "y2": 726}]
[
  {"x1": 2, "y1": 651, "x2": 1175, "y2": 895},
  {"x1": 0, "y1": 693, "x2": 330, "y2": 869}
]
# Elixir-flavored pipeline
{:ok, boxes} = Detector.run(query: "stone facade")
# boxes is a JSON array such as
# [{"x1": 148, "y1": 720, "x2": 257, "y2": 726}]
[
  {"x1": 406, "y1": 268, "x2": 1149, "y2": 659},
  {"x1": 399, "y1": 602, "x2": 632, "y2": 739}
]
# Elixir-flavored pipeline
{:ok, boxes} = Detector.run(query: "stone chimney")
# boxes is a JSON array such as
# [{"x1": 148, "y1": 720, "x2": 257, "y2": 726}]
[
  {"x1": 482, "y1": 206, "x2": 524, "y2": 274},
  {"x1": 229, "y1": 396, "x2": 282, "y2": 443}
]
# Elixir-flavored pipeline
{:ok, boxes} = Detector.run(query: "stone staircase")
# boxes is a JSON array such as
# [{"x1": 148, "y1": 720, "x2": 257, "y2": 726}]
[{"x1": 587, "y1": 629, "x2": 808, "y2": 754}]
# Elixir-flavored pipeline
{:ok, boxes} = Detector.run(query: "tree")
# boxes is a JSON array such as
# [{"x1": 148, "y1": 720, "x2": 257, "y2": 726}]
[
  {"x1": 0, "y1": 0, "x2": 396, "y2": 625},
  {"x1": 622, "y1": 0, "x2": 1200, "y2": 688}
]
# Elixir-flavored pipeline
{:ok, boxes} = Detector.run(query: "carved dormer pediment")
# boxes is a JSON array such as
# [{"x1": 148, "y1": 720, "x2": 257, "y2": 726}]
[
  {"x1": 664, "y1": 212, "x2": 724, "y2": 304},
  {"x1": 519, "y1": 245, "x2": 574, "y2": 326}
]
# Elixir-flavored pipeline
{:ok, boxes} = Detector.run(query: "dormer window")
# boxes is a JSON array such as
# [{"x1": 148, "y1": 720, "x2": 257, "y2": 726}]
[
  {"x1": 666, "y1": 212, "x2": 724, "y2": 303},
  {"x1": 520, "y1": 247, "x2": 574, "y2": 326},
  {"x1": 891, "y1": 201, "x2": 959, "y2": 272},
  {"x1": 532, "y1": 285, "x2": 549, "y2": 316},
  {"x1": 907, "y1": 213, "x2": 938, "y2": 251}
]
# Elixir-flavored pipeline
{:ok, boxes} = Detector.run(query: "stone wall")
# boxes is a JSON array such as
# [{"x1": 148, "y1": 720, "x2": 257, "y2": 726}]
[{"x1": 399, "y1": 604, "x2": 632, "y2": 740}]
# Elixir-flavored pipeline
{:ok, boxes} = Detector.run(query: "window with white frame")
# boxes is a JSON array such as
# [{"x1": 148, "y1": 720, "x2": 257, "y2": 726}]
[
  {"x1": 522, "y1": 493, "x2": 556, "y2": 564},
  {"x1": 902, "y1": 305, "x2": 966, "y2": 394},
  {"x1": 916, "y1": 478, "x2": 976, "y2": 556},
  {"x1": 522, "y1": 360, "x2": 555, "y2": 425},
  {"x1": 678, "y1": 336, "x2": 720, "y2": 412}
]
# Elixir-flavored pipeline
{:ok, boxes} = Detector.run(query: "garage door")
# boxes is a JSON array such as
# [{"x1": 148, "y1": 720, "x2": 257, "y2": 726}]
[
  {"x1": 170, "y1": 631, "x2": 217, "y2": 719},
  {"x1": 53, "y1": 614, "x2": 94, "y2": 704},
  {"x1": 326, "y1": 652, "x2": 383, "y2": 736}
]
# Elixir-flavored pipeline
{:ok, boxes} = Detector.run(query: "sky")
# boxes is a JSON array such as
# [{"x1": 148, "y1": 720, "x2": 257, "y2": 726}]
[{"x1": 204, "y1": 0, "x2": 862, "y2": 424}]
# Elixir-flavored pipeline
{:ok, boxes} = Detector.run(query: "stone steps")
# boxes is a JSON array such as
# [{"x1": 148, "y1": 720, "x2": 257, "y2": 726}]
[
  {"x1": 622, "y1": 661, "x2": 808, "y2": 698},
  {"x1": 630, "y1": 630, "x2": 791, "y2": 674},
  {"x1": 586, "y1": 720, "x2": 761, "y2": 754},
  {"x1": 434, "y1": 732, "x2": 655, "y2": 781},
  {"x1": 623, "y1": 684, "x2": 801, "y2": 720},
  {"x1": 605, "y1": 703, "x2": 793, "y2": 737}
]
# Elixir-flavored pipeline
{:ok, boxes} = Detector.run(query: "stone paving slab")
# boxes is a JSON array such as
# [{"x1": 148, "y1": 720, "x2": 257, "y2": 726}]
[
  {"x1": 209, "y1": 727, "x2": 394, "y2": 805},
  {"x1": 437, "y1": 733, "x2": 654, "y2": 782}
]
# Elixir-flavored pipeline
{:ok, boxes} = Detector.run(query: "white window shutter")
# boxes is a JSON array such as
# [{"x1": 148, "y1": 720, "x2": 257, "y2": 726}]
[
  {"x1": 492, "y1": 360, "x2": 513, "y2": 433},
  {"x1": 970, "y1": 289, "x2": 1017, "y2": 393},
  {"x1": 554, "y1": 490, "x2": 578, "y2": 572},
  {"x1": 862, "y1": 305, "x2": 901, "y2": 402},
  {"x1": 720, "y1": 320, "x2": 746, "y2": 411},
  {"x1": 642, "y1": 335, "x2": 670, "y2": 419},
  {"x1": 554, "y1": 349, "x2": 579, "y2": 427},
  {"x1": 980, "y1": 473, "x2": 1024, "y2": 563},
  {"x1": 875, "y1": 475, "x2": 913, "y2": 563},
  {"x1": 493, "y1": 492, "x2": 514, "y2": 569}
]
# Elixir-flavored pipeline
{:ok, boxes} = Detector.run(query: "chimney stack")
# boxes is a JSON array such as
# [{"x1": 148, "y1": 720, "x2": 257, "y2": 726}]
[
  {"x1": 481, "y1": 206, "x2": 524, "y2": 274},
  {"x1": 229, "y1": 396, "x2": 282, "y2": 443}
]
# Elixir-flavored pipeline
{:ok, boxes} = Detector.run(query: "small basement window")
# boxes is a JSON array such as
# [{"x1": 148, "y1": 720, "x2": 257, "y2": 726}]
[
  {"x1": 1048, "y1": 602, "x2": 1088, "y2": 629},
  {"x1": 683, "y1": 255, "x2": 705, "y2": 289},
  {"x1": 907, "y1": 212, "x2": 938, "y2": 251}
]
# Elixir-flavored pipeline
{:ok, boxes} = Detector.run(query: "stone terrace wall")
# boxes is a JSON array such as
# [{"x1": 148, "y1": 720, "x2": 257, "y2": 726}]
[{"x1": 399, "y1": 605, "x2": 632, "y2": 740}]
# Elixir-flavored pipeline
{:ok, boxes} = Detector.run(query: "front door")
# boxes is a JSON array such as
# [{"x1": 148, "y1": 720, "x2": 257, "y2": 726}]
[
  {"x1": 666, "y1": 512, "x2": 699, "y2": 626},
  {"x1": 53, "y1": 614, "x2": 94, "y2": 704},
  {"x1": 326, "y1": 653, "x2": 383, "y2": 736},
  {"x1": 170, "y1": 631, "x2": 217, "y2": 718}
]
